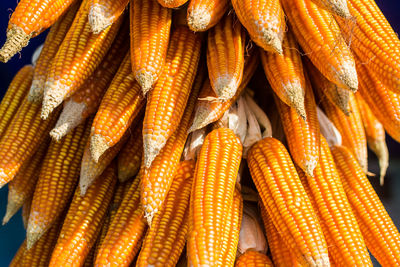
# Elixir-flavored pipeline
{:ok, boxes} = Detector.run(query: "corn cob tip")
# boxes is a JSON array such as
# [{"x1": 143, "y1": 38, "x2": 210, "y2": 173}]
[
  {"x1": 0, "y1": 25, "x2": 31, "y2": 63},
  {"x1": 338, "y1": 62, "x2": 358, "y2": 92},
  {"x1": 41, "y1": 82, "x2": 66, "y2": 120},
  {"x1": 143, "y1": 135, "x2": 167, "y2": 168},
  {"x1": 2, "y1": 201, "x2": 20, "y2": 225},
  {"x1": 26, "y1": 224, "x2": 45, "y2": 250},
  {"x1": 285, "y1": 83, "x2": 307, "y2": 120},
  {"x1": 368, "y1": 139, "x2": 389, "y2": 186},
  {"x1": 136, "y1": 71, "x2": 155, "y2": 95},
  {"x1": 50, "y1": 101, "x2": 87, "y2": 141},
  {"x1": 88, "y1": 4, "x2": 113, "y2": 34},
  {"x1": 90, "y1": 134, "x2": 110, "y2": 163},
  {"x1": 329, "y1": 1, "x2": 351, "y2": 19},
  {"x1": 213, "y1": 78, "x2": 241, "y2": 101},
  {"x1": 28, "y1": 82, "x2": 44, "y2": 103},
  {"x1": 144, "y1": 209, "x2": 156, "y2": 226},
  {"x1": 261, "y1": 29, "x2": 283, "y2": 54},
  {"x1": 187, "y1": 8, "x2": 211, "y2": 32},
  {"x1": 188, "y1": 108, "x2": 210, "y2": 133},
  {"x1": 304, "y1": 157, "x2": 318, "y2": 177}
]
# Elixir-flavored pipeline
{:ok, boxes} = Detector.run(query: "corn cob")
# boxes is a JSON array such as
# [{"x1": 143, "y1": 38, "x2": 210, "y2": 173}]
[
  {"x1": 336, "y1": 0, "x2": 400, "y2": 93},
  {"x1": 235, "y1": 251, "x2": 274, "y2": 267},
  {"x1": 231, "y1": 0, "x2": 285, "y2": 53},
  {"x1": 315, "y1": 0, "x2": 350, "y2": 18},
  {"x1": 26, "y1": 121, "x2": 90, "y2": 249},
  {"x1": 95, "y1": 172, "x2": 147, "y2": 267},
  {"x1": 143, "y1": 26, "x2": 201, "y2": 168},
  {"x1": 306, "y1": 59, "x2": 350, "y2": 115},
  {"x1": 141, "y1": 64, "x2": 204, "y2": 223},
  {"x1": 9, "y1": 240, "x2": 26, "y2": 267},
  {"x1": 207, "y1": 14, "x2": 245, "y2": 100},
  {"x1": 50, "y1": 22, "x2": 130, "y2": 141},
  {"x1": 130, "y1": 0, "x2": 172, "y2": 94},
  {"x1": 157, "y1": 0, "x2": 188, "y2": 8},
  {"x1": 189, "y1": 48, "x2": 259, "y2": 133},
  {"x1": 22, "y1": 198, "x2": 32, "y2": 229},
  {"x1": 137, "y1": 160, "x2": 195, "y2": 267},
  {"x1": 281, "y1": 0, "x2": 358, "y2": 92},
  {"x1": 41, "y1": 0, "x2": 123, "y2": 119},
  {"x1": 247, "y1": 137, "x2": 329, "y2": 266},
  {"x1": 88, "y1": 0, "x2": 129, "y2": 34},
  {"x1": 3, "y1": 140, "x2": 49, "y2": 225},
  {"x1": 0, "y1": 98, "x2": 59, "y2": 188},
  {"x1": 28, "y1": 3, "x2": 79, "y2": 102},
  {"x1": 0, "y1": 65, "x2": 33, "y2": 139},
  {"x1": 83, "y1": 245, "x2": 96, "y2": 267},
  {"x1": 49, "y1": 163, "x2": 116, "y2": 266},
  {"x1": 318, "y1": 90, "x2": 368, "y2": 172},
  {"x1": 187, "y1": 0, "x2": 228, "y2": 32},
  {"x1": 90, "y1": 53, "x2": 144, "y2": 162},
  {"x1": 261, "y1": 31, "x2": 306, "y2": 120},
  {"x1": 117, "y1": 125, "x2": 143, "y2": 182},
  {"x1": 0, "y1": 0, "x2": 78, "y2": 62},
  {"x1": 187, "y1": 128, "x2": 242, "y2": 266},
  {"x1": 298, "y1": 136, "x2": 372, "y2": 266},
  {"x1": 331, "y1": 145, "x2": 400, "y2": 266},
  {"x1": 274, "y1": 77, "x2": 320, "y2": 176},
  {"x1": 355, "y1": 93, "x2": 388, "y2": 185}
]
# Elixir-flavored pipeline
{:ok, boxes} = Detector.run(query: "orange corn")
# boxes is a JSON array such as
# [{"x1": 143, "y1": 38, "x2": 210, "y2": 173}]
[
  {"x1": 9, "y1": 240, "x2": 26, "y2": 267},
  {"x1": 143, "y1": 26, "x2": 201, "y2": 168},
  {"x1": 130, "y1": 0, "x2": 172, "y2": 94},
  {"x1": 117, "y1": 125, "x2": 143, "y2": 182},
  {"x1": 355, "y1": 93, "x2": 388, "y2": 185},
  {"x1": 29, "y1": 3, "x2": 79, "y2": 102},
  {"x1": 336, "y1": 0, "x2": 400, "y2": 93},
  {"x1": 235, "y1": 251, "x2": 274, "y2": 267},
  {"x1": 41, "y1": 0, "x2": 123, "y2": 119},
  {"x1": 274, "y1": 77, "x2": 320, "y2": 176},
  {"x1": 0, "y1": 0, "x2": 78, "y2": 62},
  {"x1": 298, "y1": 136, "x2": 372, "y2": 266},
  {"x1": 157, "y1": 0, "x2": 188, "y2": 8},
  {"x1": 90, "y1": 53, "x2": 144, "y2": 162},
  {"x1": 0, "y1": 98, "x2": 59, "y2": 188},
  {"x1": 3, "y1": 141, "x2": 49, "y2": 225},
  {"x1": 231, "y1": 0, "x2": 285, "y2": 53},
  {"x1": 207, "y1": 14, "x2": 245, "y2": 100},
  {"x1": 261, "y1": 31, "x2": 306, "y2": 120},
  {"x1": 95, "y1": 173, "x2": 147, "y2": 267},
  {"x1": 50, "y1": 22, "x2": 130, "y2": 141},
  {"x1": 306, "y1": 59, "x2": 350, "y2": 115},
  {"x1": 137, "y1": 160, "x2": 195, "y2": 267},
  {"x1": 318, "y1": 90, "x2": 368, "y2": 172},
  {"x1": 27, "y1": 121, "x2": 90, "y2": 249},
  {"x1": 187, "y1": 128, "x2": 242, "y2": 266},
  {"x1": 331, "y1": 145, "x2": 400, "y2": 266},
  {"x1": 49, "y1": 163, "x2": 116, "y2": 267},
  {"x1": 189, "y1": 48, "x2": 259, "y2": 132},
  {"x1": 88, "y1": 0, "x2": 129, "y2": 33},
  {"x1": 315, "y1": 0, "x2": 350, "y2": 18},
  {"x1": 247, "y1": 137, "x2": 329, "y2": 266},
  {"x1": 0, "y1": 65, "x2": 33, "y2": 139},
  {"x1": 281, "y1": 0, "x2": 358, "y2": 92},
  {"x1": 187, "y1": 0, "x2": 228, "y2": 32}
]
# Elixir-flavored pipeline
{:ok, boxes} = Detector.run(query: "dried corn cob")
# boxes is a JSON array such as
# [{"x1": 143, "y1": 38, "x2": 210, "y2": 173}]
[
  {"x1": 50, "y1": 22, "x2": 130, "y2": 141},
  {"x1": 231, "y1": 0, "x2": 285, "y2": 53},
  {"x1": 137, "y1": 160, "x2": 195, "y2": 267},
  {"x1": 0, "y1": 65, "x2": 33, "y2": 139},
  {"x1": 298, "y1": 136, "x2": 372, "y2": 266},
  {"x1": 0, "y1": 0, "x2": 78, "y2": 62},
  {"x1": 0, "y1": 98, "x2": 59, "y2": 188},
  {"x1": 90, "y1": 53, "x2": 144, "y2": 162},
  {"x1": 3, "y1": 140, "x2": 49, "y2": 225},
  {"x1": 49, "y1": 163, "x2": 116, "y2": 266},
  {"x1": 157, "y1": 0, "x2": 188, "y2": 8},
  {"x1": 88, "y1": 0, "x2": 129, "y2": 33},
  {"x1": 207, "y1": 14, "x2": 245, "y2": 100},
  {"x1": 95, "y1": 172, "x2": 147, "y2": 267},
  {"x1": 274, "y1": 77, "x2": 320, "y2": 176},
  {"x1": 261, "y1": 31, "x2": 306, "y2": 120},
  {"x1": 336, "y1": 0, "x2": 400, "y2": 93},
  {"x1": 26, "y1": 121, "x2": 90, "y2": 249},
  {"x1": 130, "y1": 0, "x2": 172, "y2": 94},
  {"x1": 247, "y1": 137, "x2": 329, "y2": 266},
  {"x1": 143, "y1": 26, "x2": 201, "y2": 168},
  {"x1": 9, "y1": 240, "x2": 26, "y2": 267},
  {"x1": 356, "y1": 93, "x2": 388, "y2": 185},
  {"x1": 22, "y1": 198, "x2": 32, "y2": 229},
  {"x1": 315, "y1": 0, "x2": 350, "y2": 18},
  {"x1": 281, "y1": 0, "x2": 358, "y2": 92},
  {"x1": 331, "y1": 145, "x2": 400, "y2": 266},
  {"x1": 28, "y1": 3, "x2": 79, "y2": 102},
  {"x1": 117, "y1": 126, "x2": 143, "y2": 182},
  {"x1": 41, "y1": 0, "x2": 123, "y2": 119},
  {"x1": 187, "y1": 0, "x2": 228, "y2": 32},
  {"x1": 187, "y1": 128, "x2": 242, "y2": 266},
  {"x1": 235, "y1": 251, "x2": 274, "y2": 267}
]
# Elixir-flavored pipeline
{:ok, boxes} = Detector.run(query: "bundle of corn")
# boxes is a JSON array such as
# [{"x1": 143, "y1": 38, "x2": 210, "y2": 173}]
[{"x1": 1, "y1": 0, "x2": 400, "y2": 266}]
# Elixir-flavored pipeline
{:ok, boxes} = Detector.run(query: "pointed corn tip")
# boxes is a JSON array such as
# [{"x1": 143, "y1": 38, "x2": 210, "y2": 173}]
[
  {"x1": 136, "y1": 71, "x2": 154, "y2": 95},
  {"x1": 143, "y1": 135, "x2": 167, "y2": 168},
  {"x1": 51, "y1": 100, "x2": 86, "y2": 141},
  {"x1": 28, "y1": 82, "x2": 44, "y2": 103},
  {"x1": 213, "y1": 77, "x2": 238, "y2": 101},
  {"x1": 90, "y1": 134, "x2": 109, "y2": 163},
  {"x1": 260, "y1": 29, "x2": 283, "y2": 54},
  {"x1": 338, "y1": 62, "x2": 358, "y2": 92},
  {"x1": 88, "y1": 4, "x2": 112, "y2": 34},
  {"x1": 304, "y1": 158, "x2": 318, "y2": 177},
  {"x1": 187, "y1": 8, "x2": 211, "y2": 32},
  {"x1": 26, "y1": 224, "x2": 44, "y2": 250},
  {"x1": 0, "y1": 25, "x2": 31, "y2": 63},
  {"x1": 2, "y1": 200, "x2": 20, "y2": 225},
  {"x1": 188, "y1": 108, "x2": 212, "y2": 133},
  {"x1": 49, "y1": 127, "x2": 67, "y2": 142},
  {"x1": 41, "y1": 81, "x2": 68, "y2": 120},
  {"x1": 144, "y1": 209, "x2": 156, "y2": 227}
]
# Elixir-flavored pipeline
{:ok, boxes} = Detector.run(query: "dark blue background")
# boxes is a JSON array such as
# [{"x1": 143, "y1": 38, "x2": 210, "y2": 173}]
[{"x1": 0, "y1": 1, "x2": 399, "y2": 266}]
